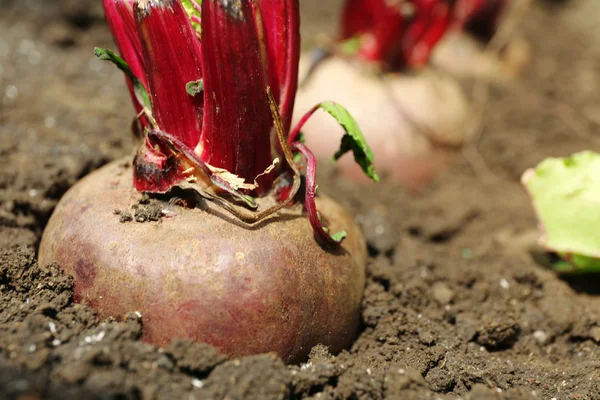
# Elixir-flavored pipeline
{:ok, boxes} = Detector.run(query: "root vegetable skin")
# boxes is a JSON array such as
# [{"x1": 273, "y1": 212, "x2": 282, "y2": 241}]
[
  {"x1": 294, "y1": 57, "x2": 472, "y2": 189},
  {"x1": 431, "y1": 31, "x2": 532, "y2": 83},
  {"x1": 39, "y1": 160, "x2": 367, "y2": 363}
]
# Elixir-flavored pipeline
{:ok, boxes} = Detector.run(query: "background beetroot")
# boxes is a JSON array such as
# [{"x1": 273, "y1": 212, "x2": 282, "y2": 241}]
[
  {"x1": 294, "y1": 58, "x2": 471, "y2": 190},
  {"x1": 38, "y1": 160, "x2": 367, "y2": 363},
  {"x1": 431, "y1": 30, "x2": 531, "y2": 82},
  {"x1": 294, "y1": 0, "x2": 531, "y2": 190}
]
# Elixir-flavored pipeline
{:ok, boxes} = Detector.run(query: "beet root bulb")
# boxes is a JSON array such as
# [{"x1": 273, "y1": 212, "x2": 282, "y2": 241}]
[
  {"x1": 39, "y1": 160, "x2": 367, "y2": 363},
  {"x1": 294, "y1": 57, "x2": 472, "y2": 190},
  {"x1": 431, "y1": 31, "x2": 531, "y2": 83}
]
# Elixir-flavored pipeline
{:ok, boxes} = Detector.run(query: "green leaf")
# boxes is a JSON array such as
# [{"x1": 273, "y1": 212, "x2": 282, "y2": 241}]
[
  {"x1": 94, "y1": 47, "x2": 151, "y2": 110},
  {"x1": 318, "y1": 212, "x2": 347, "y2": 243},
  {"x1": 522, "y1": 151, "x2": 600, "y2": 274},
  {"x1": 181, "y1": 0, "x2": 202, "y2": 34},
  {"x1": 554, "y1": 254, "x2": 600, "y2": 274},
  {"x1": 186, "y1": 79, "x2": 204, "y2": 96},
  {"x1": 338, "y1": 36, "x2": 361, "y2": 57},
  {"x1": 329, "y1": 230, "x2": 348, "y2": 242},
  {"x1": 316, "y1": 101, "x2": 379, "y2": 182}
]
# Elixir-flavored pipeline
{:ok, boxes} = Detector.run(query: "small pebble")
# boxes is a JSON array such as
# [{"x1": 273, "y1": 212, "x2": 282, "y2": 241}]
[
  {"x1": 431, "y1": 282, "x2": 454, "y2": 304},
  {"x1": 191, "y1": 378, "x2": 204, "y2": 389},
  {"x1": 5, "y1": 85, "x2": 18, "y2": 100},
  {"x1": 119, "y1": 212, "x2": 133, "y2": 223},
  {"x1": 533, "y1": 330, "x2": 548, "y2": 345},
  {"x1": 590, "y1": 326, "x2": 600, "y2": 343}
]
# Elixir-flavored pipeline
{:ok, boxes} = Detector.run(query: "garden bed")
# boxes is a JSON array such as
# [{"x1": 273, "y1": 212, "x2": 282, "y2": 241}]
[{"x1": 0, "y1": 0, "x2": 599, "y2": 399}]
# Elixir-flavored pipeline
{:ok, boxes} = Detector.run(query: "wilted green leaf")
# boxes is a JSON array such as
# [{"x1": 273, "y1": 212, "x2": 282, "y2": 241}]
[
  {"x1": 94, "y1": 47, "x2": 151, "y2": 110},
  {"x1": 318, "y1": 212, "x2": 347, "y2": 243},
  {"x1": 522, "y1": 151, "x2": 600, "y2": 273},
  {"x1": 338, "y1": 36, "x2": 361, "y2": 57},
  {"x1": 315, "y1": 101, "x2": 379, "y2": 182},
  {"x1": 186, "y1": 79, "x2": 204, "y2": 96},
  {"x1": 328, "y1": 230, "x2": 348, "y2": 242}
]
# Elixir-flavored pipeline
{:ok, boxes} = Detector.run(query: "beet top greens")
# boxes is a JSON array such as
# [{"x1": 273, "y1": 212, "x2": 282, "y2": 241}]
[{"x1": 98, "y1": 0, "x2": 378, "y2": 246}]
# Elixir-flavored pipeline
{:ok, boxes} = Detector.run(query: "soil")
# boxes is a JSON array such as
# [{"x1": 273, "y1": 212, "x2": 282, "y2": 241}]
[{"x1": 0, "y1": 0, "x2": 599, "y2": 399}]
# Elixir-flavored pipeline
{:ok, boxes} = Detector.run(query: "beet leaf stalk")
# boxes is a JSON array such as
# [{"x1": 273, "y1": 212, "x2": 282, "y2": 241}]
[
  {"x1": 99, "y1": 0, "x2": 378, "y2": 247},
  {"x1": 330, "y1": 0, "x2": 510, "y2": 71}
]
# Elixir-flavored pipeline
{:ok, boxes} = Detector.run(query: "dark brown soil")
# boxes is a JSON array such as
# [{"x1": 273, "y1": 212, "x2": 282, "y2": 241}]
[{"x1": 1, "y1": 0, "x2": 600, "y2": 399}]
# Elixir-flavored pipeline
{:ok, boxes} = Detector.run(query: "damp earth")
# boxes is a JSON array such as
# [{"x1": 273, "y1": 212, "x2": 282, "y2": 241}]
[{"x1": 0, "y1": 0, "x2": 599, "y2": 399}]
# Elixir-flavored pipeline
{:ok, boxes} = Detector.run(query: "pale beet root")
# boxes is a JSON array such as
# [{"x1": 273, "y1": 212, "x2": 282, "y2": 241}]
[
  {"x1": 294, "y1": 57, "x2": 472, "y2": 190},
  {"x1": 431, "y1": 31, "x2": 531, "y2": 83},
  {"x1": 38, "y1": 160, "x2": 367, "y2": 363}
]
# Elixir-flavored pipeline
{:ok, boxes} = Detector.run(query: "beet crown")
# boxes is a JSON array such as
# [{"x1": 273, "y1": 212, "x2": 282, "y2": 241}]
[
  {"x1": 339, "y1": 0, "x2": 509, "y2": 70},
  {"x1": 102, "y1": 0, "x2": 299, "y2": 192},
  {"x1": 99, "y1": 0, "x2": 379, "y2": 246}
]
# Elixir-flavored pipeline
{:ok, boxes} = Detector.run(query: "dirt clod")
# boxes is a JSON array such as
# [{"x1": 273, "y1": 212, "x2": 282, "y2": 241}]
[
  {"x1": 167, "y1": 339, "x2": 227, "y2": 375},
  {"x1": 133, "y1": 202, "x2": 163, "y2": 223}
]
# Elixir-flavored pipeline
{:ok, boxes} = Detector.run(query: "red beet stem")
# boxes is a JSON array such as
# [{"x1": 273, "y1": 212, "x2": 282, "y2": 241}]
[
  {"x1": 288, "y1": 103, "x2": 320, "y2": 145},
  {"x1": 102, "y1": 0, "x2": 148, "y2": 115},
  {"x1": 403, "y1": 2, "x2": 452, "y2": 68},
  {"x1": 341, "y1": 0, "x2": 405, "y2": 68},
  {"x1": 133, "y1": 137, "x2": 184, "y2": 193},
  {"x1": 198, "y1": 0, "x2": 274, "y2": 192},
  {"x1": 339, "y1": 0, "x2": 509, "y2": 70},
  {"x1": 255, "y1": 0, "x2": 300, "y2": 135},
  {"x1": 136, "y1": 0, "x2": 204, "y2": 150},
  {"x1": 291, "y1": 142, "x2": 345, "y2": 247}
]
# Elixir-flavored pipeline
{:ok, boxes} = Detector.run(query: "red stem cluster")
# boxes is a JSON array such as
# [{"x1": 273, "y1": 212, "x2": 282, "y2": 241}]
[
  {"x1": 340, "y1": 0, "x2": 509, "y2": 70},
  {"x1": 101, "y1": 0, "x2": 357, "y2": 247}
]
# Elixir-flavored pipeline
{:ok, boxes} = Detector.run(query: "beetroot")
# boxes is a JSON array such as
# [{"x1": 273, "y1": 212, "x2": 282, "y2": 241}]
[
  {"x1": 39, "y1": 0, "x2": 377, "y2": 363},
  {"x1": 40, "y1": 161, "x2": 366, "y2": 363},
  {"x1": 294, "y1": 0, "x2": 525, "y2": 189},
  {"x1": 295, "y1": 58, "x2": 471, "y2": 189}
]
